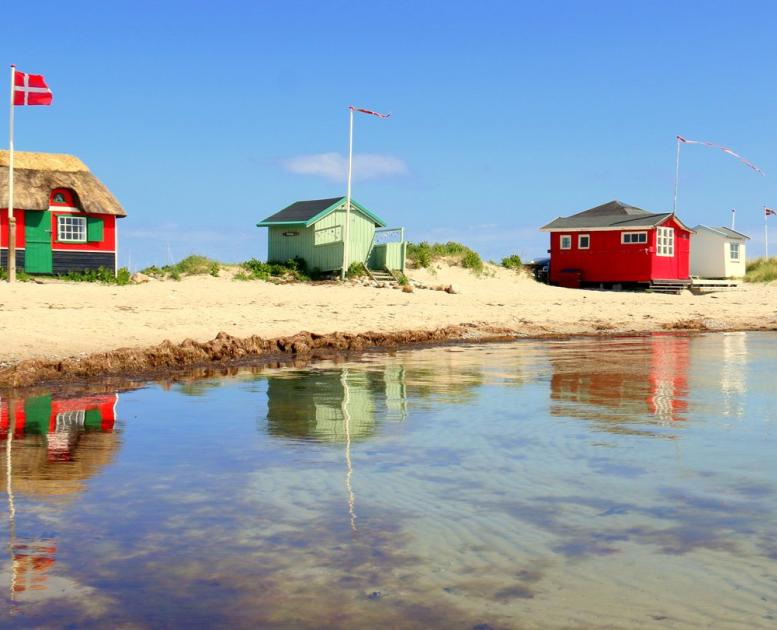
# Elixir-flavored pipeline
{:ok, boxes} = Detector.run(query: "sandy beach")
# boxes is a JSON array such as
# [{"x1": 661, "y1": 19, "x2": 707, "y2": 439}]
[{"x1": 0, "y1": 263, "x2": 775, "y2": 371}]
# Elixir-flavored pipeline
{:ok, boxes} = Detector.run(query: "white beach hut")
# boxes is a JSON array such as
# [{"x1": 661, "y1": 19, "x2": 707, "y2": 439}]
[{"x1": 690, "y1": 225, "x2": 749, "y2": 278}]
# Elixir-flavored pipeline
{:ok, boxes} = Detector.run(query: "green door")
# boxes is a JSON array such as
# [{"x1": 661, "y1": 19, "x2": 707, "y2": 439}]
[{"x1": 24, "y1": 211, "x2": 53, "y2": 274}]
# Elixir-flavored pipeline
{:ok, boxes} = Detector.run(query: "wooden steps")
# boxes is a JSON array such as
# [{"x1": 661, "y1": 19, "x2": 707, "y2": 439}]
[
  {"x1": 367, "y1": 268, "x2": 397, "y2": 285},
  {"x1": 646, "y1": 279, "x2": 692, "y2": 295}
]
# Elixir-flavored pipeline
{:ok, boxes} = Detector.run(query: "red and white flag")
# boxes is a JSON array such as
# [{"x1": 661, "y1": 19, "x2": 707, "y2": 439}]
[
  {"x1": 13, "y1": 69, "x2": 53, "y2": 106},
  {"x1": 677, "y1": 135, "x2": 764, "y2": 175},
  {"x1": 349, "y1": 105, "x2": 390, "y2": 118},
  {"x1": 766, "y1": 207, "x2": 776, "y2": 217}
]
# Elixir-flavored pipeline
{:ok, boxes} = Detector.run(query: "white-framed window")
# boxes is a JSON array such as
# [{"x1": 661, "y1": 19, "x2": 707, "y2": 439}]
[
  {"x1": 656, "y1": 227, "x2": 674, "y2": 257},
  {"x1": 314, "y1": 225, "x2": 342, "y2": 246},
  {"x1": 578, "y1": 234, "x2": 590, "y2": 249},
  {"x1": 621, "y1": 231, "x2": 648, "y2": 244},
  {"x1": 57, "y1": 215, "x2": 87, "y2": 242},
  {"x1": 560, "y1": 235, "x2": 572, "y2": 250},
  {"x1": 729, "y1": 242, "x2": 740, "y2": 261}
]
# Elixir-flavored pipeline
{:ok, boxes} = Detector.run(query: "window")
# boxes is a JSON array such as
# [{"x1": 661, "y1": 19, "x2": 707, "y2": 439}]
[
  {"x1": 50, "y1": 189, "x2": 74, "y2": 206},
  {"x1": 314, "y1": 225, "x2": 342, "y2": 246},
  {"x1": 656, "y1": 227, "x2": 674, "y2": 257},
  {"x1": 560, "y1": 235, "x2": 572, "y2": 249},
  {"x1": 622, "y1": 232, "x2": 647, "y2": 244},
  {"x1": 57, "y1": 215, "x2": 87, "y2": 242},
  {"x1": 578, "y1": 234, "x2": 590, "y2": 249},
  {"x1": 730, "y1": 242, "x2": 740, "y2": 261}
]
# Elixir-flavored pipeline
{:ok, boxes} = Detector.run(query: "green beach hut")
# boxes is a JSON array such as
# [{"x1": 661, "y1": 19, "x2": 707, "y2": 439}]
[{"x1": 257, "y1": 196, "x2": 405, "y2": 276}]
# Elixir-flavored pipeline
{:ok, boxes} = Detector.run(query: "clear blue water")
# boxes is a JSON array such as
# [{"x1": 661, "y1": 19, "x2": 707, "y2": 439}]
[{"x1": 1, "y1": 333, "x2": 776, "y2": 628}]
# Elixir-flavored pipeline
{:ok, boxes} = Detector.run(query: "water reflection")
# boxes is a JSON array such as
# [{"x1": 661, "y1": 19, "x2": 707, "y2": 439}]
[
  {"x1": 1, "y1": 393, "x2": 119, "y2": 604},
  {"x1": 549, "y1": 335, "x2": 690, "y2": 430},
  {"x1": 0, "y1": 336, "x2": 774, "y2": 628}
]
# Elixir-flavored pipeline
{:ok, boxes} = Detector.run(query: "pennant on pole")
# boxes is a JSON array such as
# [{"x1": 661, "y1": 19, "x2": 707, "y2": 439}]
[
  {"x1": 348, "y1": 105, "x2": 391, "y2": 118},
  {"x1": 766, "y1": 207, "x2": 776, "y2": 217},
  {"x1": 13, "y1": 70, "x2": 53, "y2": 106},
  {"x1": 676, "y1": 135, "x2": 764, "y2": 175}
]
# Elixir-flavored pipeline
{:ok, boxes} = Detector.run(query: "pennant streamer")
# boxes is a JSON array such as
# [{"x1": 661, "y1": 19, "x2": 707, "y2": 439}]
[{"x1": 677, "y1": 135, "x2": 764, "y2": 176}]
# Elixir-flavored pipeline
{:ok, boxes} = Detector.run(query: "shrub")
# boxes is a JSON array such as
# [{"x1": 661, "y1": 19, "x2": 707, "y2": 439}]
[
  {"x1": 407, "y1": 241, "x2": 484, "y2": 274},
  {"x1": 141, "y1": 254, "x2": 221, "y2": 280},
  {"x1": 346, "y1": 262, "x2": 368, "y2": 279},
  {"x1": 58, "y1": 266, "x2": 131, "y2": 285},
  {"x1": 745, "y1": 257, "x2": 777, "y2": 283},
  {"x1": 238, "y1": 257, "x2": 311, "y2": 282},
  {"x1": 461, "y1": 250, "x2": 483, "y2": 273},
  {"x1": 501, "y1": 254, "x2": 523, "y2": 270}
]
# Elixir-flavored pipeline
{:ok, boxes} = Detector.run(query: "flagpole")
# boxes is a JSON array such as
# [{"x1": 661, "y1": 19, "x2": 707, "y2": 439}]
[
  {"x1": 673, "y1": 136, "x2": 681, "y2": 214},
  {"x1": 731, "y1": 208, "x2": 736, "y2": 230},
  {"x1": 341, "y1": 106, "x2": 354, "y2": 280},
  {"x1": 7, "y1": 65, "x2": 16, "y2": 283},
  {"x1": 765, "y1": 206, "x2": 769, "y2": 259}
]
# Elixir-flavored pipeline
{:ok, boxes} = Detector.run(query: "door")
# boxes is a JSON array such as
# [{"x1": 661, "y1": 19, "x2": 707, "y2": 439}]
[{"x1": 24, "y1": 210, "x2": 53, "y2": 273}]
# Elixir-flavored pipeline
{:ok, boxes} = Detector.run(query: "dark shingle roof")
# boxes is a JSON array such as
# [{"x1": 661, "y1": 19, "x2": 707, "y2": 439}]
[
  {"x1": 260, "y1": 197, "x2": 345, "y2": 224},
  {"x1": 540, "y1": 200, "x2": 672, "y2": 230}
]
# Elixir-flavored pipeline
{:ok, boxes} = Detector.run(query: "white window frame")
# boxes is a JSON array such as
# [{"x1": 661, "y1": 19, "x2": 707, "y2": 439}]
[
  {"x1": 621, "y1": 231, "x2": 648, "y2": 244},
  {"x1": 578, "y1": 234, "x2": 590, "y2": 249},
  {"x1": 57, "y1": 215, "x2": 87, "y2": 243},
  {"x1": 560, "y1": 235, "x2": 572, "y2": 250},
  {"x1": 729, "y1": 242, "x2": 740, "y2": 261},
  {"x1": 313, "y1": 225, "x2": 343, "y2": 246},
  {"x1": 656, "y1": 226, "x2": 674, "y2": 257}
]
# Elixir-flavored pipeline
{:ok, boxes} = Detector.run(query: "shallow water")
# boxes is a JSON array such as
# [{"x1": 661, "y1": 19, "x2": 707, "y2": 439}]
[{"x1": 1, "y1": 333, "x2": 776, "y2": 628}]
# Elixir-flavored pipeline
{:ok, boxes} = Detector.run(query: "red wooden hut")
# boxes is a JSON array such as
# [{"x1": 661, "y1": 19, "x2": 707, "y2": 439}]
[
  {"x1": 1, "y1": 151, "x2": 126, "y2": 275},
  {"x1": 540, "y1": 200, "x2": 692, "y2": 291}
]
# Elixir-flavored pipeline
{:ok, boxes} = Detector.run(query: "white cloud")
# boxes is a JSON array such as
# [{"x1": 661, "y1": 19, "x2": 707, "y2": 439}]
[{"x1": 281, "y1": 152, "x2": 408, "y2": 182}]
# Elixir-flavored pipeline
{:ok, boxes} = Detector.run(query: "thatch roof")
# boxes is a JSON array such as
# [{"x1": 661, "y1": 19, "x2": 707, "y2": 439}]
[{"x1": 0, "y1": 151, "x2": 126, "y2": 217}]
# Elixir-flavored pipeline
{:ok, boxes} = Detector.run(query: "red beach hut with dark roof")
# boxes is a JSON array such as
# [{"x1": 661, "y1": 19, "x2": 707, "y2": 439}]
[{"x1": 540, "y1": 200, "x2": 692, "y2": 291}]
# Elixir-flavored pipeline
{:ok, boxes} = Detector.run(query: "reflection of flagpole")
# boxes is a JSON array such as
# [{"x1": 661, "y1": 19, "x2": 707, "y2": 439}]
[
  {"x1": 5, "y1": 397, "x2": 18, "y2": 601},
  {"x1": 340, "y1": 368, "x2": 357, "y2": 531}
]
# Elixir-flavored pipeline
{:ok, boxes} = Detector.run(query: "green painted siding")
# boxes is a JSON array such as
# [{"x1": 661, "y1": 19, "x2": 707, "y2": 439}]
[
  {"x1": 266, "y1": 206, "x2": 376, "y2": 272},
  {"x1": 368, "y1": 242, "x2": 406, "y2": 272}
]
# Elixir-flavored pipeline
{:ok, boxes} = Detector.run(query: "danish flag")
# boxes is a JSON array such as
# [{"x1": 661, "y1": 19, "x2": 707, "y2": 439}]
[
  {"x1": 13, "y1": 68, "x2": 53, "y2": 106},
  {"x1": 766, "y1": 207, "x2": 776, "y2": 217}
]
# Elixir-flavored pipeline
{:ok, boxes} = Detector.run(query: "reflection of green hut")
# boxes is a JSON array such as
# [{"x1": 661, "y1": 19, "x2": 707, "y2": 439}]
[{"x1": 266, "y1": 371, "x2": 378, "y2": 441}]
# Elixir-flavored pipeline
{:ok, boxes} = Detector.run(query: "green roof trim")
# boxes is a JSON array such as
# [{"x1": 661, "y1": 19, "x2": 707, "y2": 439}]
[{"x1": 257, "y1": 197, "x2": 387, "y2": 228}]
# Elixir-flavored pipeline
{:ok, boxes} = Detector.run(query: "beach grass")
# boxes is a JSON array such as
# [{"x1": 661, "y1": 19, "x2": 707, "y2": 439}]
[
  {"x1": 142, "y1": 255, "x2": 221, "y2": 280},
  {"x1": 407, "y1": 241, "x2": 484, "y2": 274},
  {"x1": 744, "y1": 257, "x2": 777, "y2": 283}
]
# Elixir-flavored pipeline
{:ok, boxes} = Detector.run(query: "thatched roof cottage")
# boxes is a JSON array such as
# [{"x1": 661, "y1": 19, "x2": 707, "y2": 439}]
[{"x1": 1, "y1": 151, "x2": 126, "y2": 275}]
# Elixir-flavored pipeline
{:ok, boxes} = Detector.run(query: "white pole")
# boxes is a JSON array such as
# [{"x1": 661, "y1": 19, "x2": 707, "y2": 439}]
[
  {"x1": 765, "y1": 206, "x2": 769, "y2": 259},
  {"x1": 7, "y1": 65, "x2": 16, "y2": 283},
  {"x1": 341, "y1": 107, "x2": 354, "y2": 280},
  {"x1": 672, "y1": 137, "x2": 681, "y2": 214},
  {"x1": 730, "y1": 208, "x2": 735, "y2": 230}
]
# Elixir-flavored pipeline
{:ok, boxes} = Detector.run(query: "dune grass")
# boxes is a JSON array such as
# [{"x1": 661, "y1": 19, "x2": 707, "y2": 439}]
[
  {"x1": 745, "y1": 257, "x2": 777, "y2": 283},
  {"x1": 142, "y1": 255, "x2": 221, "y2": 280},
  {"x1": 407, "y1": 241, "x2": 484, "y2": 274}
]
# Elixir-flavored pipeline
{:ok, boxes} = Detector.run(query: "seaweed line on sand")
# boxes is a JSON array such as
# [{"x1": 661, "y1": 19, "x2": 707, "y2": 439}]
[{"x1": 0, "y1": 324, "x2": 517, "y2": 390}]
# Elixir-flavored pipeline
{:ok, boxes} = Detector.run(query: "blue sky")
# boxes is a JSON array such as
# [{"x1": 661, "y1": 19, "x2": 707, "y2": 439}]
[{"x1": 6, "y1": 0, "x2": 777, "y2": 267}]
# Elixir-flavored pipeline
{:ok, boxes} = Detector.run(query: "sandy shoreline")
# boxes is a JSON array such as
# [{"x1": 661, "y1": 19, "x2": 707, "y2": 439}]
[{"x1": 1, "y1": 263, "x2": 775, "y2": 387}]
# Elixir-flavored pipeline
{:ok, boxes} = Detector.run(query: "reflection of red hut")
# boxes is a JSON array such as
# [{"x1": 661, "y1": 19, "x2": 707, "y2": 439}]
[
  {"x1": 11, "y1": 541, "x2": 57, "y2": 594},
  {"x1": 647, "y1": 335, "x2": 689, "y2": 421},
  {"x1": 1, "y1": 393, "x2": 118, "y2": 461},
  {"x1": 550, "y1": 335, "x2": 690, "y2": 424}
]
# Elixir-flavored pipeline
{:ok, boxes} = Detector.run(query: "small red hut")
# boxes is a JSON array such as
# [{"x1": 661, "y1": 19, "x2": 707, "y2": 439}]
[
  {"x1": 1, "y1": 151, "x2": 126, "y2": 275},
  {"x1": 540, "y1": 200, "x2": 692, "y2": 290}
]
